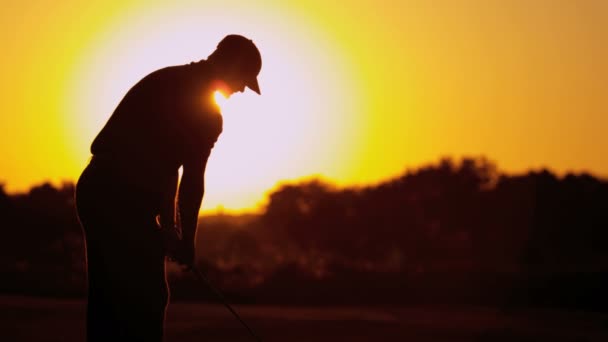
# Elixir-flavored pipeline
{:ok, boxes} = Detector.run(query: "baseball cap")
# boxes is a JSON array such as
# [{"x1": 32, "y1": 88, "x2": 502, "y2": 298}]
[{"x1": 216, "y1": 35, "x2": 262, "y2": 95}]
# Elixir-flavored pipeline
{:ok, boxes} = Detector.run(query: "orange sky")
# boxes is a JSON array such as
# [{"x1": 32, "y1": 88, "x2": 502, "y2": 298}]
[{"x1": 0, "y1": 0, "x2": 607, "y2": 212}]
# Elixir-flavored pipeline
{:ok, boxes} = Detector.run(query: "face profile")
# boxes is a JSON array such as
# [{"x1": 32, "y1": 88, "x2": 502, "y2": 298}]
[
  {"x1": 221, "y1": 74, "x2": 248, "y2": 97},
  {"x1": 208, "y1": 34, "x2": 262, "y2": 97}
]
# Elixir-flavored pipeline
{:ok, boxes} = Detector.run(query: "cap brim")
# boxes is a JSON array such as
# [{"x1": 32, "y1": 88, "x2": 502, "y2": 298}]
[{"x1": 246, "y1": 77, "x2": 261, "y2": 95}]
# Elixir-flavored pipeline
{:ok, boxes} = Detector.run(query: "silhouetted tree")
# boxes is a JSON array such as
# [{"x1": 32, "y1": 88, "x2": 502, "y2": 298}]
[{"x1": 2, "y1": 157, "x2": 608, "y2": 308}]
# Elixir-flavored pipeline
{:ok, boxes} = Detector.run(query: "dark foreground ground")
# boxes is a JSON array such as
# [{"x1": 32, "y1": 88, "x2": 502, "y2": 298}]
[{"x1": 1, "y1": 295, "x2": 607, "y2": 341}]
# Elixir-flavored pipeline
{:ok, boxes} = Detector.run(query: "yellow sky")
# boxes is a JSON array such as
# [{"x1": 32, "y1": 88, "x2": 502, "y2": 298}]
[{"x1": 1, "y1": 0, "x2": 607, "y2": 212}]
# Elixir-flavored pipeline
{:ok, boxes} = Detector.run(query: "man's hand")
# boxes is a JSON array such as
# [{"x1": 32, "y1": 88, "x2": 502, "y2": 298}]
[
  {"x1": 162, "y1": 226, "x2": 195, "y2": 269},
  {"x1": 169, "y1": 239, "x2": 196, "y2": 269}
]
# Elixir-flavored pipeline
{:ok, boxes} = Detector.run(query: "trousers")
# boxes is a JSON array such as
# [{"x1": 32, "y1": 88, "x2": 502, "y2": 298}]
[{"x1": 76, "y1": 158, "x2": 169, "y2": 342}]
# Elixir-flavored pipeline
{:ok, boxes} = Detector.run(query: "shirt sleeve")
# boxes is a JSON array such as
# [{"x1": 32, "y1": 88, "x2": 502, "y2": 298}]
[{"x1": 182, "y1": 109, "x2": 223, "y2": 156}]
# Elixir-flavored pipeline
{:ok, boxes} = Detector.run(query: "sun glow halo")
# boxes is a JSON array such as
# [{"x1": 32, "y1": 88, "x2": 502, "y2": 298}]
[{"x1": 65, "y1": 2, "x2": 364, "y2": 213}]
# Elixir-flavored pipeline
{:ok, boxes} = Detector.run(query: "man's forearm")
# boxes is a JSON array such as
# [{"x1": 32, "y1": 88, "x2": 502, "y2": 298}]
[
  {"x1": 179, "y1": 151, "x2": 210, "y2": 246},
  {"x1": 159, "y1": 170, "x2": 179, "y2": 230},
  {"x1": 177, "y1": 176, "x2": 204, "y2": 243}
]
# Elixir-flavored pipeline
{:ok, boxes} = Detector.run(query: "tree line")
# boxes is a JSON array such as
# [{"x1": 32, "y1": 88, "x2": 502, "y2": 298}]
[{"x1": 2, "y1": 157, "x2": 607, "y2": 309}]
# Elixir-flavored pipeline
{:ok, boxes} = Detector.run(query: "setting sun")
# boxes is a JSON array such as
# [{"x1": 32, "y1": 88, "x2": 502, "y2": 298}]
[
  {"x1": 213, "y1": 91, "x2": 227, "y2": 109},
  {"x1": 59, "y1": 1, "x2": 365, "y2": 213}
]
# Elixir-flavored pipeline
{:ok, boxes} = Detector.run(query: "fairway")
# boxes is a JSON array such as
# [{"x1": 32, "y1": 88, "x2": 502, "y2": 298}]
[{"x1": 1, "y1": 295, "x2": 607, "y2": 341}]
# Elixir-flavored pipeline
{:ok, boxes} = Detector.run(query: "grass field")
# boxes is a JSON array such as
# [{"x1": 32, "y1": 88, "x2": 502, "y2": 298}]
[{"x1": 1, "y1": 295, "x2": 607, "y2": 341}]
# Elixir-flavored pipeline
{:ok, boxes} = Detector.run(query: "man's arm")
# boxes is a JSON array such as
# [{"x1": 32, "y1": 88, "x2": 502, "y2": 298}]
[
  {"x1": 174, "y1": 149, "x2": 211, "y2": 266},
  {"x1": 158, "y1": 169, "x2": 179, "y2": 231}
]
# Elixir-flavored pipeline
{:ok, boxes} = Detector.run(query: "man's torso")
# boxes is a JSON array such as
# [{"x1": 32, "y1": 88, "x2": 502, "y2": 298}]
[{"x1": 89, "y1": 62, "x2": 223, "y2": 190}]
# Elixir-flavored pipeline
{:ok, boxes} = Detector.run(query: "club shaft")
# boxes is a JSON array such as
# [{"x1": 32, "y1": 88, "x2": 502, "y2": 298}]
[{"x1": 191, "y1": 268, "x2": 262, "y2": 342}]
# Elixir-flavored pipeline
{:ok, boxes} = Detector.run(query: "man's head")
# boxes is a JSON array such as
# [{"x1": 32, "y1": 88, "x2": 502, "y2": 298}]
[{"x1": 208, "y1": 34, "x2": 262, "y2": 96}]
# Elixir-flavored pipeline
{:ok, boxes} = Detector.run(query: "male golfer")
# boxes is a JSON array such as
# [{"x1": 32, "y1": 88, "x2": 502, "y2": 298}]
[{"x1": 75, "y1": 34, "x2": 262, "y2": 342}]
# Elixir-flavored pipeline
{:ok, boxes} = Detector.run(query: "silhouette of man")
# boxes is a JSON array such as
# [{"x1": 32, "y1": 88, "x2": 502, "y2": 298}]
[{"x1": 75, "y1": 34, "x2": 261, "y2": 342}]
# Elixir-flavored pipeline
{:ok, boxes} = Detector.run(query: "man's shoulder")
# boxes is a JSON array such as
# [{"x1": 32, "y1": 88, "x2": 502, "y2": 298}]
[
  {"x1": 139, "y1": 64, "x2": 191, "y2": 85},
  {"x1": 150, "y1": 61, "x2": 212, "y2": 78}
]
